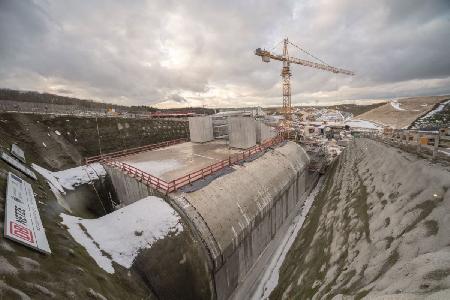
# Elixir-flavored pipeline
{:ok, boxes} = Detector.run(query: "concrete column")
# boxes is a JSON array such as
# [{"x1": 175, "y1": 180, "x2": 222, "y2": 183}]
[
  {"x1": 256, "y1": 121, "x2": 276, "y2": 144},
  {"x1": 229, "y1": 117, "x2": 256, "y2": 149},
  {"x1": 189, "y1": 116, "x2": 214, "y2": 143}
]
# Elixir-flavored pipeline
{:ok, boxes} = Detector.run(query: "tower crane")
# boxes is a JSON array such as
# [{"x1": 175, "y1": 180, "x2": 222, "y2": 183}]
[{"x1": 255, "y1": 38, "x2": 354, "y2": 123}]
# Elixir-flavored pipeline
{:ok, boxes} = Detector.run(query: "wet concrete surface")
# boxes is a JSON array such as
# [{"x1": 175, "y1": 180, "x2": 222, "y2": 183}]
[{"x1": 119, "y1": 140, "x2": 241, "y2": 181}]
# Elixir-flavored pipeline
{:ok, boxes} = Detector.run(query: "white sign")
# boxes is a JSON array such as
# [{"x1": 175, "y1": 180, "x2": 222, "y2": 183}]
[
  {"x1": 5, "y1": 173, "x2": 51, "y2": 254},
  {"x1": 1, "y1": 152, "x2": 37, "y2": 180},
  {"x1": 11, "y1": 144, "x2": 26, "y2": 163}
]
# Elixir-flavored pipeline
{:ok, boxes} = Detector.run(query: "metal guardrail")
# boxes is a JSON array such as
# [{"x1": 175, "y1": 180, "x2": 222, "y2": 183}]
[
  {"x1": 103, "y1": 135, "x2": 285, "y2": 194},
  {"x1": 84, "y1": 138, "x2": 188, "y2": 164}
]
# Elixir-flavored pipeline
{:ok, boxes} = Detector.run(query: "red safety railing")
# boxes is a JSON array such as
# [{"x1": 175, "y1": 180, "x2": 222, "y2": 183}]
[
  {"x1": 103, "y1": 135, "x2": 285, "y2": 194},
  {"x1": 84, "y1": 138, "x2": 188, "y2": 164},
  {"x1": 105, "y1": 160, "x2": 174, "y2": 192}
]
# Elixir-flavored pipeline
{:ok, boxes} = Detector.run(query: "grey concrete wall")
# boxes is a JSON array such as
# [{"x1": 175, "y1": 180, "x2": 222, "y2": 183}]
[
  {"x1": 103, "y1": 165, "x2": 215, "y2": 300},
  {"x1": 189, "y1": 116, "x2": 214, "y2": 143},
  {"x1": 229, "y1": 117, "x2": 256, "y2": 149},
  {"x1": 175, "y1": 141, "x2": 311, "y2": 300},
  {"x1": 256, "y1": 121, "x2": 276, "y2": 144},
  {"x1": 105, "y1": 166, "x2": 155, "y2": 206},
  {"x1": 104, "y1": 142, "x2": 313, "y2": 300}
]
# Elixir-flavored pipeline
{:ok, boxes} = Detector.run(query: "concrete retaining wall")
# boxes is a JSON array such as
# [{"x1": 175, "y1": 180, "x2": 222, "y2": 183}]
[
  {"x1": 174, "y1": 141, "x2": 310, "y2": 300},
  {"x1": 189, "y1": 116, "x2": 214, "y2": 143},
  {"x1": 104, "y1": 166, "x2": 215, "y2": 300},
  {"x1": 256, "y1": 121, "x2": 276, "y2": 144},
  {"x1": 103, "y1": 141, "x2": 312, "y2": 300},
  {"x1": 229, "y1": 117, "x2": 256, "y2": 149}
]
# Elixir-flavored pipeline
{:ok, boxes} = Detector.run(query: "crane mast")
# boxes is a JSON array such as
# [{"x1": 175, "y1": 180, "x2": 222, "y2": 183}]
[
  {"x1": 281, "y1": 38, "x2": 292, "y2": 120},
  {"x1": 255, "y1": 38, "x2": 354, "y2": 124}
]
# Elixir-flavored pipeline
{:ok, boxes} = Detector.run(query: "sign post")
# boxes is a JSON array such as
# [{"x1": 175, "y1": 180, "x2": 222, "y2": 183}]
[
  {"x1": 1, "y1": 152, "x2": 37, "y2": 180},
  {"x1": 4, "y1": 172, "x2": 51, "y2": 254},
  {"x1": 11, "y1": 144, "x2": 26, "y2": 163}
]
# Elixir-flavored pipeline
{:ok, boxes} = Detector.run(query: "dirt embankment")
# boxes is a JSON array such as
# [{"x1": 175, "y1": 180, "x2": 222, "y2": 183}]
[
  {"x1": 356, "y1": 96, "x2": 450, "y2": 129},
  {"x1": 0, "y1": 113, "x2": 188, "y2": 169},
  {"x1": 0, "y1": 113, "x2": 189, "y2": 299},
  {"x1": 271, "y1": 138, "x2": 450, "y2": 299},
  {"x1": 0, "y1": 165, "x2": 155, "y2": 299}
]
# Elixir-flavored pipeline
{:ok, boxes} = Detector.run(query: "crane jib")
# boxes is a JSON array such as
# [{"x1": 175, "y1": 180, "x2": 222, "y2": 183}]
[
  {"x1": 255, "y1": 48, "x2": 354, "y2": 76},
  {"x1": 254, "y1": 39, "x2": 354, "y2": 124}
]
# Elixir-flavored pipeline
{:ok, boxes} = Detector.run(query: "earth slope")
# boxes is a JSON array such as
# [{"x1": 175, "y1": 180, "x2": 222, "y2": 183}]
[
  {"x1": 356, "y1": 96, "x2": 449, "y2": 129},
  {"x1": 270, "y1": 138, "x2": 450, "y2": 299}
]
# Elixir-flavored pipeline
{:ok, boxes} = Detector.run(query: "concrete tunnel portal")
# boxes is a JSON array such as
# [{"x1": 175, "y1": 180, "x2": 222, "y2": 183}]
[{"x1": 95, "y1": 116, "x2": 318, "y2": 299}]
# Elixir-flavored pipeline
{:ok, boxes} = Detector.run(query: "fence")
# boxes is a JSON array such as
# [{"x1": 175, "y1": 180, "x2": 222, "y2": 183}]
[
  {"x1": 360, "y1": 127, "x2": 450, "y2": 160},
  {"x1": 102, "y1": 135, "x2": 285, "y2": 194},
  {"x1": 84, "y1": 138, "x2": 188, "y2": 164}
]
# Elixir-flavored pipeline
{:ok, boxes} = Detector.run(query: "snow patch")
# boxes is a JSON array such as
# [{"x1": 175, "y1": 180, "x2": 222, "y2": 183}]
[
  {"x1": 32, "y1": 163, "x2": 106, "y2": 194},
  {"x1": 255, "y1": 177, "x2": 324, "y2": 299},
  {"x1": 60, "y1": 196, "x2": 183, "y2": 273},
  {"x1": 421, "y1": 99, "x2": 450, "y2": 119},
  {"x1": 390, "y1": 100, "x2": 406, "y2": 111},
  {"x1": 345, "y1": 119, "x2": 382, "y2": 129},
  {"x1": 438, "y1": 149, "x2": 450, "y2": 156}
]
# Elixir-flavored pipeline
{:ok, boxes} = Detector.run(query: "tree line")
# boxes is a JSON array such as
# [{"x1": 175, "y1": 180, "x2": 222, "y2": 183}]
[{"x1": 0, "y1": 88, "x2": 214, "y2": 114}]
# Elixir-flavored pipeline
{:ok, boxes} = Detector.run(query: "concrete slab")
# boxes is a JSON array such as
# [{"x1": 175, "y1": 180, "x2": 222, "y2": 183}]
[{"x1": 118, "y1": 140, "x2": 241, "y2": 181}]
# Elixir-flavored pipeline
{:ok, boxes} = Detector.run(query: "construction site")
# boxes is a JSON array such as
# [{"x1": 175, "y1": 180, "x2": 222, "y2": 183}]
[{"x1": 0, "y1": 8, "x2": 450, "y2": 297}]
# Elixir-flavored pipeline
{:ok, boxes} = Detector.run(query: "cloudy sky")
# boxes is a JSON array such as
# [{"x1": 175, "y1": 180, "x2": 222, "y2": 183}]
[{"x1": 1, "y1": 0, "x2": 449, "y2": 108}]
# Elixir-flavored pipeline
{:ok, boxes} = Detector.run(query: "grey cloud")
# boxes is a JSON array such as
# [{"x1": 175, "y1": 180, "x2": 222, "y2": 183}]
[
  {"x1": 169, "y1": 94, "x2": 188, "y2": 103},
  {"x1": 0, "y1": 0, "x2": 449, "y2": 107}
]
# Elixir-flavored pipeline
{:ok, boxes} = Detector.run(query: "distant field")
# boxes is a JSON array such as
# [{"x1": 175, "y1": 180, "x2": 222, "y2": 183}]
[
  {"x1": 266, "y1": 102, "x2": 386, "y2": 116},
  {"x1": 314, "y1": 103, "x2": 386, "y2": 116},
  {"x1": 356, "y1": 96, "x2": 450, "y2": 129}
]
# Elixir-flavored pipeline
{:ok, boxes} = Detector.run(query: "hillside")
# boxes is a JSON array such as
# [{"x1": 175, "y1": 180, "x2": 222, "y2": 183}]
[
  {"x1": 0, "y1": 89, "x2": 215, "y2": 115},
  {"x1": 409, "y1": 99, "x2": 450, "y2": 130},
  {"x1": 356, "y1": 96, "x2": 450, "y2": 129},
  {"x1": 0, "y1": 113, "x2": 188, "y2": 170},
  {"x1": 264, "y1": 102, "x2": 386, "y2": 117},
  {"x1": 305, "y1": 103, "x2": 386, "y2": 117},
  {"x1": 270, "y1": 138, "x2": 450, "y2": 299},
  {"x1": 0, "y1": 118, "x2": 164, "y2": 299}
]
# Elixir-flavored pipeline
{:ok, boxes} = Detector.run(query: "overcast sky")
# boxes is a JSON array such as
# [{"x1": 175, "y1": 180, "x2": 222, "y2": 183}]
[{"x1": 1, "y1": 0, "x2": 449, "y2": 108}]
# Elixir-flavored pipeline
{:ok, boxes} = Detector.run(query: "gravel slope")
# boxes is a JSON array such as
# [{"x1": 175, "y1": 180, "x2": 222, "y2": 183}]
[{"x1": 270, "y1": 138, "x2": 450, "y2": 299}]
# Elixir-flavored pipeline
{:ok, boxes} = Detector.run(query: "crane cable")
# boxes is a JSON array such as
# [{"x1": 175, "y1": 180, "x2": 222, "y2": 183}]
[
  {"x1": 288, "y1": 41, "x2": 330, "y2": 66},
  {"x1": 269, "y1": 39, "x2": 284, "y2": 52}
]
